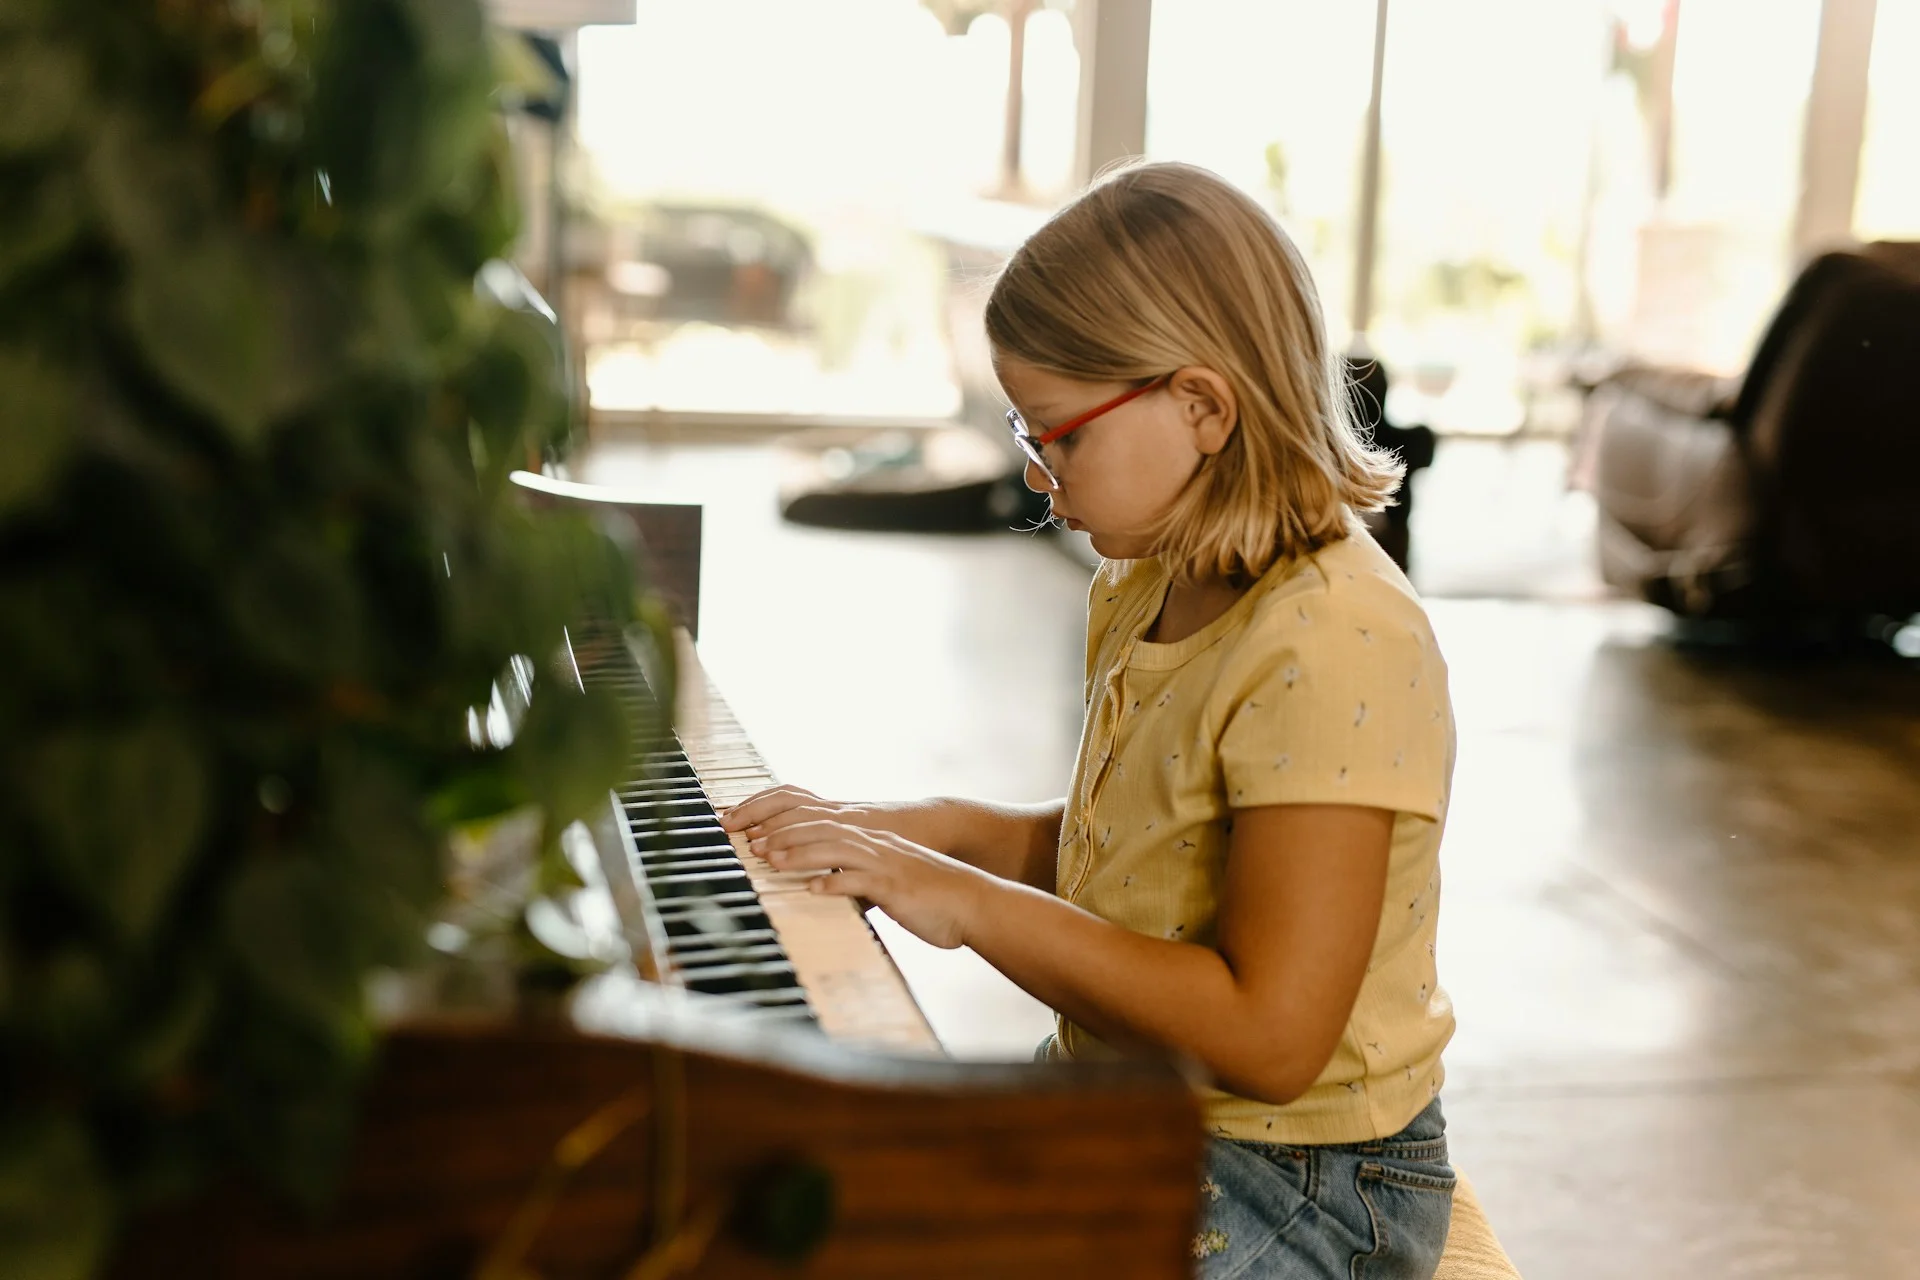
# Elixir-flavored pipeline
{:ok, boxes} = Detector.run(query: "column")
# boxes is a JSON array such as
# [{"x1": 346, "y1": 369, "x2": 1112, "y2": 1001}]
[
  {"x1": 1072, "y1": 0, "x2": 1153, "y2": 187},
  {"x1": 1792, "y1": 0, "x2": 1879, "y2": 259}
]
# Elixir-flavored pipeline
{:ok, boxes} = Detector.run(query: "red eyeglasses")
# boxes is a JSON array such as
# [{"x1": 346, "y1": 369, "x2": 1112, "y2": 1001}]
[{"x1": 1005, "y1": 373, "x2": 1172, "y2": 490}]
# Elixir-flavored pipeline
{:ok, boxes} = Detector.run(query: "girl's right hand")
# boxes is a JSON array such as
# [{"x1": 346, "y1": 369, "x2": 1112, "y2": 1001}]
[{"x1": 718, "y1": 785, "x2": 942, "y2": 848}]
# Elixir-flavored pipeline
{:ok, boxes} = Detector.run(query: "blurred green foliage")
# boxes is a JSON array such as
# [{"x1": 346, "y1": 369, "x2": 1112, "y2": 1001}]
[{"x1": 0, "y1": 1, "x2": 647, "y2": 1273}]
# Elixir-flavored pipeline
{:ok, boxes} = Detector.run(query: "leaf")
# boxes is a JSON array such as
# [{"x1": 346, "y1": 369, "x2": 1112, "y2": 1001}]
[
  {"x1": 0, "y1": 0, "x2": 61, "y2": 32},
  {"x1": 414, "y1": 66, "x2": 495, "y2": 213},
  {"x1": 31, "y1": 948, "x2": 114, "y2": 1060},
  {"x1": 84, "y1": 112, "x2": 219, "y2": 258},
  {"x1": 427, "y1": 759, "x2": 528, "y2": 828},
  {"x1": 118, "y1": 969, "x2": 215, "y2": 1087},
  {"x1": 29, "y1": 720, "x2": 209, "y2": 946},
  {"x1": 423, "y1": 121, "x2": 518, "y2": 272},
  {"x1": 631, "y1": 595, "x2": 679, "y2": 719},
  {"x1": 509, "y1": 683, "x2": 629, "y2": 840},
  {"x1": 498, "y1": 514, "x2": 637, "y2": 652},
  {"x1": 406, "y1": 0, "x2": 497, "y2": 207},
  {"x1": 0, "y1": 1114, "x2": 112, "y2": 1280},
  {"x1": 319, "y1": 743, "x2": 440, "y2": 911},
  {"x1": 310, "y1": 0, "x2": 428, "y2": 214},
  {"x1": 0, "y1": 346, "x2": 74, "y2": 519},
  {"x1": 227, "y1": 838, "x2": 429, "y2": 1035},
  {"x1": 121, "y1": 235, "x2": 350, "y2": 443},
  {"x1": 461, "y1": 309, "x2": 546, "y2": 478},
  {"x1": 223, "y1": 1009, "x2": 370, "y2": 1212},
  {"x1": 248, "y1": 1075, "x2": 362, "y2": 1213},
  {"x1": 227, "y1": 528, "x2": 364, "y2": 678},
  {"x1": 357, "y1": 236, "x2": 471, "y2": 372},
  {"x1": 225, "y1": 857, "x2": 368, "y2": 1035},
  {"x1": 0, "y1": 38, "x2": 85, "y2": 155},
  {"x1": 406, "y1": 0, "x2": 486, "y2": 73},
  {"x1": 0, "y1": 170, "x2": 85, "y2": 293},
  {"x1": 121, "y1": 236, "x2": 279, "y2": 439}
]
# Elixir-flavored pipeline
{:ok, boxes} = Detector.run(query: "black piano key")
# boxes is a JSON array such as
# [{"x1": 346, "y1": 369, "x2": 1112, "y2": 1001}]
[
  {"x1": 683, "y1": 971, "x2": 801, "y2": 997},
  {"x1": 658, "y1": 901, "x2": 773, "y2": 936},
  {"x1": 620, "y1": 770, "x2": 704, "y2": 788},
  {"x1": 637, "y1": 840, "x2": 741, "y2": 859},
  {"x1": 626, "y1": 814, "x2": 724, "y2": 833},
  {"x1": 668, "y1": 941, "x2": 788, "y2": 967},
  {"x1": 648, "y1": 871, "x2": 756, "y2": 900},
  {"x1": 634, "y1": 842, "x2": 737, "y2": 862},
  {"x1": 632, "y1": 815, "x2": 721, "y2": 838},
  {"x1": 678, "y1": 957, "x2": 798, "y2": 987},
  {"x1": 638, "y1": 796, "x2": 714, "y2": 814},
  {"x1": 637, "y1": 857, "x2": 741, "y2": 880},
  {"x1": 652, "y1": 888, "x2": 762, "y2": 912},
  {"x1": 734, "y1": 1004, "x2": 818, "y2": 1026},
  {"x1": 702, "y1": 987, "x2": 814, "y2": 1013},
  {"x1": 620, "y1": 784, "x2": 707, "y2": 803},
  {"x1": 668, "y1": 926, "x2": 779, "y2": 950},
  {"x1": 628, "y1": 826, "x2": 729, "y2": 846},
  {"x1": 635, "y1": 750, "x2": 695, "y2": 767},
  {"x1": 624, "y1": 815, "x2": 724, "y2": 837},
  {"x1": 668, "y1": 931, "x2": 781, "y2": 952},
  {"x1": 625, "y1": 750, "x2": 693, "y2": 766},
  {"x1": 631, "y1": 840, "x2": 731, "y2": 861}
]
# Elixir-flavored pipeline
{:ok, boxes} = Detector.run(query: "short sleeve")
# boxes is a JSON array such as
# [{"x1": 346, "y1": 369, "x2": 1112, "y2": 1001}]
[{"x1": 1217, "y1": 593, "x2": 1451, "y2": 820}]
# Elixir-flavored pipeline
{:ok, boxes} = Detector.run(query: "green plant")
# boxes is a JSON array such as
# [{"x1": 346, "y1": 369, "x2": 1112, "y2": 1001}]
[{"x1": 0, "y1": 1, "x2": 647, "y2": 1274}]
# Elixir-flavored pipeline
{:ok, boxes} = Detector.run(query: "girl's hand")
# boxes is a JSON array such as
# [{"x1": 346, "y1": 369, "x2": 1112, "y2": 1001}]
[
  {"x1": 720, "y1": 785, "x2": 923, "y2": 843},
  {"x1": 750, "y1": 819, "x2": 991, "y2": 951}
]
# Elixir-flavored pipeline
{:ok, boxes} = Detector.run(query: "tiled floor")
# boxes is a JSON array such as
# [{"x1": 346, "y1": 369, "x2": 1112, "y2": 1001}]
[{"x1": 580, "y1": 434, "x2": 1920, "y2": 1279}]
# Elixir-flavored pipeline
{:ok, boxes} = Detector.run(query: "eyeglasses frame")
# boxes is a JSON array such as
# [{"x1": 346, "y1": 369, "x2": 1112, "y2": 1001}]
[{"x1": 1005, "y1": 373, "x2": 1173, "y2": 489}]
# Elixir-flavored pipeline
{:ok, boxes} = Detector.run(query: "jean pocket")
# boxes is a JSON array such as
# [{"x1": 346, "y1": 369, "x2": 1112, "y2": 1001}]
[
  {"x1": 1353, "y1": 1160, "x2": 1456, "y2": 1280},
  {"x1": 1195, "y1": 1140, "x2": 1313, "y2": 1279}
]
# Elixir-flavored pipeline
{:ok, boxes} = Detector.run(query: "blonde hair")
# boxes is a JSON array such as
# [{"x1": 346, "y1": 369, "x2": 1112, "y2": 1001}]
[{"x1": 986, "y1": 161, "x2": 1402, "y2": 584}]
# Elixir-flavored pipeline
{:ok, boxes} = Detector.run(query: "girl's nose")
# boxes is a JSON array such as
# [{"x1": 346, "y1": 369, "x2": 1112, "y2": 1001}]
[{"x1": 1021, "y1": 456, "x2": 1056, "y2": 494}]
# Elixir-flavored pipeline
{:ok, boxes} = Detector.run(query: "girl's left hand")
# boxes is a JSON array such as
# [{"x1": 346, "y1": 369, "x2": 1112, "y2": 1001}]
[{"x1": 751, "y1": 820, "x2": 991, "y2": 950}]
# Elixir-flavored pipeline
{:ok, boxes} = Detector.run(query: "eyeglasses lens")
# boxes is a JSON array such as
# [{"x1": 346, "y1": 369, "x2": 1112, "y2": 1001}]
[{"x1": 1006, "y1": 409, "x2": 1058, "y2": 487}]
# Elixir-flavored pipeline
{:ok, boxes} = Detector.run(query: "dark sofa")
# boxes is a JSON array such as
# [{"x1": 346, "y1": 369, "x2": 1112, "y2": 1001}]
[{"x1": 1575, "y1": 241, "x2": 1920, "y2": 625}]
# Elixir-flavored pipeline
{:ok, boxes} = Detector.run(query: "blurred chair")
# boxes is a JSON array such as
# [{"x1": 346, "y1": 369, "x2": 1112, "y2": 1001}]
[
  {"x1": 1438, "y1": 1170, "x2": 1523, "y2": 1279},
  {"x1": 1575, "y1": 241, "x2": 1920, "y2": 627},
  {"x1": 1345, "y1": 355, "x2": 1437, "y2": 572},
  {"x1": 615, "y1": 204, "x2": 813, "y2": 331}
]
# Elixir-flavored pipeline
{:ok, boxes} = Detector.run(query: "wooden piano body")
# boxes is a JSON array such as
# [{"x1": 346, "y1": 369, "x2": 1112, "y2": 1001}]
[{"x1": 116, "y1": 1005, "x2": 1204, "y2": 1278}]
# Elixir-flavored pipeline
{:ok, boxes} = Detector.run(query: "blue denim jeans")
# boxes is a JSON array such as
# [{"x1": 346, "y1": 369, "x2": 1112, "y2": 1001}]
[{"x1": 1192, "y1": 1099, "x2": 1455, "y2": 1280}]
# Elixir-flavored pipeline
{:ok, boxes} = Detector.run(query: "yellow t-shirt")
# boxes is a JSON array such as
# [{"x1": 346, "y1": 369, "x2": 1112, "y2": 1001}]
[{"x1": 1052, "y1": 528, "x2": 1456, "y2": 1145}]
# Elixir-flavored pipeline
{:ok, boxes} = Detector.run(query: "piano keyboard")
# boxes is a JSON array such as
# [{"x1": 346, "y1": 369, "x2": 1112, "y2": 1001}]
[{"x1": 572, "y1": 624, "x2": 940, "y2": 1054}]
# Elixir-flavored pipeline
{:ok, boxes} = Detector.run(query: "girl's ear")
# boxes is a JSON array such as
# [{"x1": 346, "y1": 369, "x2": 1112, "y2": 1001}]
[{"x1": 1171, "y1": 366, "x2": 1239, "y2": 456}]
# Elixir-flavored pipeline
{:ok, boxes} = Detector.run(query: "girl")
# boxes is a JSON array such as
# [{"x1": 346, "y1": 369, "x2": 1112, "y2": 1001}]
[{"x1": 721, "y1": 161, "x2": 1457, "y2": 1279}]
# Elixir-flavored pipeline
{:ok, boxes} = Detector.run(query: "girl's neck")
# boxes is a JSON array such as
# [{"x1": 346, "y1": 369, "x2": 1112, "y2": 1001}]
[{"x1": 1146, "y1": 573, "x2": 1252, "y2": 644}]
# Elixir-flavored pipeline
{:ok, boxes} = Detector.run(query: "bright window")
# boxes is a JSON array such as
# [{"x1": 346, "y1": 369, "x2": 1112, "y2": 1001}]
[{"x1": 573, "y1": 1, "x2": 1078, "y2": 419}]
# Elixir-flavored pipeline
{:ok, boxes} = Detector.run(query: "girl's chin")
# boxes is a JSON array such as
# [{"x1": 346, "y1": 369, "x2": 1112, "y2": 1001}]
[{"x1": 1085, "y1": 530, "x2": 1151, "y2": 560}]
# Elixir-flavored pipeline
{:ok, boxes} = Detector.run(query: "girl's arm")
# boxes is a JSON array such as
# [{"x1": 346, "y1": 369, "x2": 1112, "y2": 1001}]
[
  {"x1": 723, "y1": 787, "x2": 1062, "y2": 890},
  {"x1": 755, "y1": 803, "x2": 1392, "y2": 1105}
]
